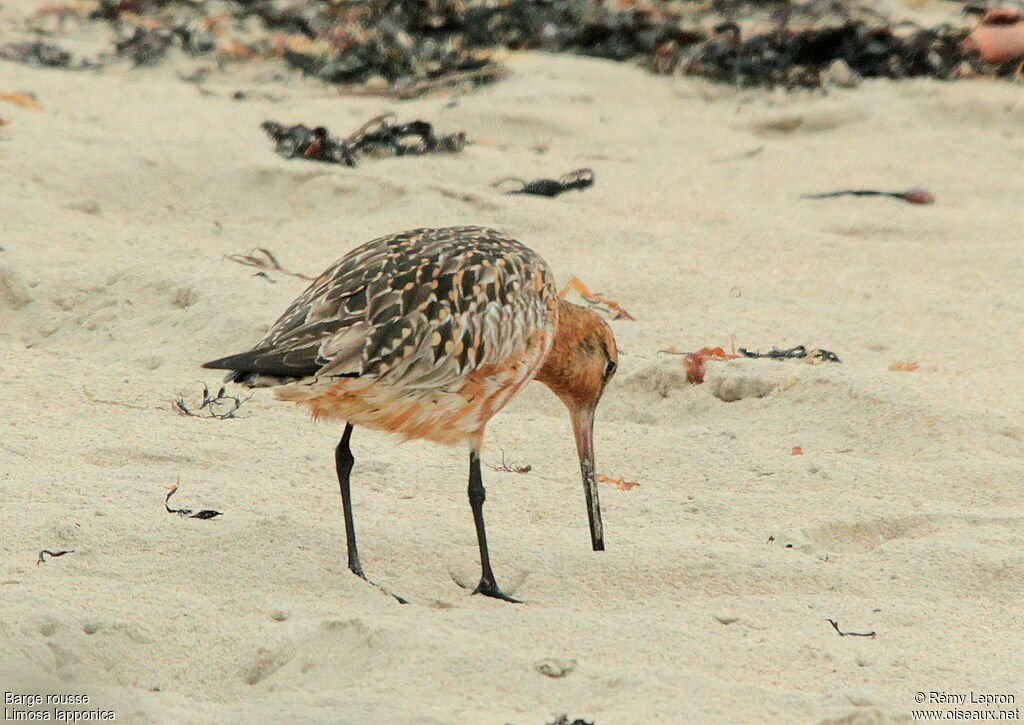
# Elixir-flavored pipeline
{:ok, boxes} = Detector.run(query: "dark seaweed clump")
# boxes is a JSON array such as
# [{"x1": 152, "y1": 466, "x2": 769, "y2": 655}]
[{"x1": 0, "y1": 0, "x2": 988, "y2": 91}]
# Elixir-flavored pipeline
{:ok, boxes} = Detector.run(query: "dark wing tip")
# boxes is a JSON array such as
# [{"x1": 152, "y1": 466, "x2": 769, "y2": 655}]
[
  {"x1": 201, "y1": 352, "x2": 251, "y2": 371},
  {"x1": 200, "y1": 347, "x2": 327, "y2": 380},
  {"x1": 201, "y1": 354, "x2": 257, "y2": 384},
  {"x1": 201, "y1": 354, "x2": 252, "y2": 384}
]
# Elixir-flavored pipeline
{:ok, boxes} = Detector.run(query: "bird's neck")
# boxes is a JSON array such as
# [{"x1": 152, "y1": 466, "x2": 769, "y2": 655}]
[{"x1": 535, "y1": 300, "x2": 600, "y2": 408}]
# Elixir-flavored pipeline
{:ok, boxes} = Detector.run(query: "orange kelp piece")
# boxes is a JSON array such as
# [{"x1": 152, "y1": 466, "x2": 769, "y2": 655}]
[
  {"x1": 597, "y1": 473, "x2": 639, "y2": 491},
  {"x1": 0, "y1": 92, "x2": 42, "y2": 110},
  {"x1": 559, "y1": 276, "x2": 635, "y2": 320},
  {"x1": 684, "y1": 346, "x2": 740, "y2": 384}
]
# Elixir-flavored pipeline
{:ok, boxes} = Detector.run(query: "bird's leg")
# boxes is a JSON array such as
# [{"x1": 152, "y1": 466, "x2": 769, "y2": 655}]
[
  {"x1": 335, "y1": 423, "x2": 364, "y2": 578},
  {"x1": 467, "y1": 450, "x2": 520, "y2": 603},
  {"x1": 335, "y1": 424, "x2": 407, "y2": 604}
]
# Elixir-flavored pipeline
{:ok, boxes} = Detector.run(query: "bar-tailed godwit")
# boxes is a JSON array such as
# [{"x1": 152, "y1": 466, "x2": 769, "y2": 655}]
[{"x1": 203, "y1": 226, "x2": 618, "y2": 602}]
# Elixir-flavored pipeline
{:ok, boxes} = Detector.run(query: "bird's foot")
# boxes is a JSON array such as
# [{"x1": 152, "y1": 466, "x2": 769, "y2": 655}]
[
  {"x1": 349, "y1": 565, "x2": 408, "y2": 604},
  {"x1": 471, "y1": 576, "x2": 521, "y2": 603}
]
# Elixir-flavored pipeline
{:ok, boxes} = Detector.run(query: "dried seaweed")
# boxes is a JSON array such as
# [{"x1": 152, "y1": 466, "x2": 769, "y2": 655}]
[
  {"x1": 0, "y1": 41, "x2": 76, "y2": 68},
  {"x1": 739, "y1": 345, "x2": 841, "y2": 363},
  {"x1": 262, "y1": 122, "x2": 357, "y2": 165},
  {"x1": 680, "y1": 20, "x2": 971, "y2": 88},
  {"x1": 547, "y1": 716, "x2": 594, "y2": 725},
  {"x1": 165, "y1": 481, "x2": 223, "y2": 519},
  {"x1": 827, "y1": 618, "x2": 877, "y2": 637},
  {"x1": 488, "y1": 450, "x2": 532, "y2": 474},
  {"x1": 37, "y1": 549, "x2": 74, "y2": 565},
  {"x1": 0, "y1": 92, "x2": 44, "y2": 110},
  {"x1": 596, "y1": 473, "x2": 639, "y2": 491},
  {"x1": 667, "y1": 343, "x2": 839, "y2": 383},
  {"x1": 225, "y1": 248, "x2": 315, "y2": 281},
  {"x1": 262, "y1": 115, "x2": 466, "y2": 167},
  {"x1": 682, "y1": 346, "x2": 741, "y2": 384},
  {"x1": 173, "y1": 384, "x2": 251, "y2": 419},
  {"x1": 494, "y1": 168, "x2": 595, "y2": 197},
  {"x1": 559, "y1": 276, "x2": 635, "y2": 321},
  {"x1": 802, "y1": 188, "x2": 935, "y2": 205},
  {"x1": 3, "y1": 0, "x2": 1010, "y2": 91},
  {"x1": 115, "y1": 25, "x2": 178, "y2": 65},
  {"x1": 343, "y1": 114, "x2": 467, "y2": 157}
]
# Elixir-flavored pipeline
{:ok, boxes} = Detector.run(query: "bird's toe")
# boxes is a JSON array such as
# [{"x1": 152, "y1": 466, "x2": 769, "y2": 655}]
[{"x1": 471, "y1": 578, "x2": 521, "y2": 603}]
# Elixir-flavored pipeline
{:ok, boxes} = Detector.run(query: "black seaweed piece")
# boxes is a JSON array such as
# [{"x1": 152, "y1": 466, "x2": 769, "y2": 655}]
[
  {"x1": 739, "y1": 345, "x2": 841, "y2": 363},
  {"x1": 165, "y1": 485, "x2": 223, "y2": 520},
  {"x1": 262, "y1": 116, "x2": 466, "y2": 166},
  {"x1": 37, "y1": 550, "x2": 75, "y2": 565},
  {"x1": 499, "y1": 168, "x2": 595, "y2": 197}
]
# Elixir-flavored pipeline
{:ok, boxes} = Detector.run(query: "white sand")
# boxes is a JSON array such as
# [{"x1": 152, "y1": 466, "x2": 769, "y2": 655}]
[{"x1": 2, "y1": 9, "x2": 1023, "y2": 724}]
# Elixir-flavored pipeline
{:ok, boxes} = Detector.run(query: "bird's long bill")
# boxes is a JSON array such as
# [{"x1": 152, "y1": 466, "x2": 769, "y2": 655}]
[{"x1": 570, "y1": 406, "x2": 605, "y2": 552}]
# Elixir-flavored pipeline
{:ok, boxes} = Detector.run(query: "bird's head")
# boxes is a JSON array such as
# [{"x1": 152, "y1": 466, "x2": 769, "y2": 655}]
[{"x1": 535, "y1": 299, "x2": 618, "y2": 551}]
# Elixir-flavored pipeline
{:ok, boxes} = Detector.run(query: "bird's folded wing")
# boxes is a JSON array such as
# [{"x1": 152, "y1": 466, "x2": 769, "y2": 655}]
[
  {"x1": 203, "y1": 318, "x2": 368, "y2": 379},
  {"x1": 203, "y1": 227, "x2": 556, "y2": 388}
]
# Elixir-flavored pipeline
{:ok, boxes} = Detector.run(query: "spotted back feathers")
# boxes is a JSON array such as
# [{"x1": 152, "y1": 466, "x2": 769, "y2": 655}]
[{"x1": 203, "y1": 227, "x2": 558, "y2": 392}]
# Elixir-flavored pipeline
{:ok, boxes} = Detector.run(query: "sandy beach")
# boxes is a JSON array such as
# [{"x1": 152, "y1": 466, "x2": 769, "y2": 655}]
[{"x1": 2, "y1": 2, "x2": 1023, "y2": 722}]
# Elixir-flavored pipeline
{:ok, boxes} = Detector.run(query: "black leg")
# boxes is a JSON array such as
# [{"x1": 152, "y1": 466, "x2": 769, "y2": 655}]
[
  {"x1": 468, "y1": 451, "x2": 520, "y2": 603},
  {"x1": 334, "y1": 423, "x2": 364, "y2": 578},
  {"x1": 334, "y1": 424, "x2": 407, "y2": 604}
]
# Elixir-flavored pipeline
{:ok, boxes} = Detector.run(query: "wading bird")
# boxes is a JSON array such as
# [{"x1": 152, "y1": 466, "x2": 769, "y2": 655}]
[{"x1": 203, "y1": 227, "x2": 618, "y2": 602}]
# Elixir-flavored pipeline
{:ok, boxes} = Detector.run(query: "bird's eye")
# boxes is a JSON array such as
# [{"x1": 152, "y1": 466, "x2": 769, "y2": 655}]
[{"x1": 603, "y1": 359, "x2": 617, "y2": 379}]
